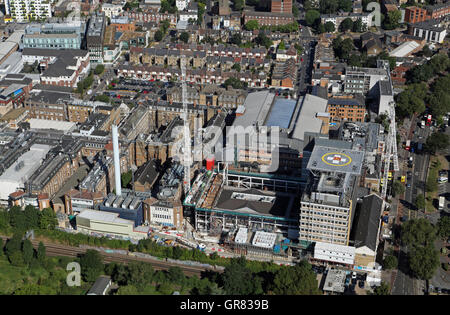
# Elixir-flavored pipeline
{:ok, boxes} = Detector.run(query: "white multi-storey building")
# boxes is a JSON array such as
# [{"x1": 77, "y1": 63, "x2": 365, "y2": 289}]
[
  {"x1": 176, "y1": 0, "x2": 190, "y2": 11},
  {"x1": 101, "y1": 3, "x2": 123, "y2": 19},
  {"x1": 5, "y1": 0, "x2": 52, "y2": 22}
]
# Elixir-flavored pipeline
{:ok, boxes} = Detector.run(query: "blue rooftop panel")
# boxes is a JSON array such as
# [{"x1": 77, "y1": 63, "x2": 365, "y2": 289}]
[{"x1": 265, "y1": 98, "x2": 297, "y2": 129}]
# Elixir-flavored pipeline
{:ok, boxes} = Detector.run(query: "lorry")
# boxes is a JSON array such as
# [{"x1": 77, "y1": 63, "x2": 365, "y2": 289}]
[
  {"x1": 439, "y1": 196, "x2": 445, "y2": 210},
  {"x1": 405, "y1": 140, "x2": 411, "y2": 151}
]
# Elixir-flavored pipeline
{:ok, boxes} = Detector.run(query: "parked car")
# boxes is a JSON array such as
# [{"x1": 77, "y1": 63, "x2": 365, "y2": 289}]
[{"x1": 358, "y1": 280, "x2": 365, "y2": 289}]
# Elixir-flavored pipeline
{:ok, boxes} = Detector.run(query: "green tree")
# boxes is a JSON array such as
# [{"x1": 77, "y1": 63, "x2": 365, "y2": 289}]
[
  {"x1": 37, "y1": 241, "x2": 46, "y2": 264},
  {"x1": 324, "y1": 21, "x2": 335, "y2": 32},
  {"x1": 121, "y1": 171, "x2": 133, "y2": 188},
  {"x1": 392, "y1": 180, "x2": 405, "y2": 197},
  {"x1": 154, "y1": 30, "x2": 163, "y2": 42},
  {"x1": 395, "y1": 83, "x2": 427, "y2": 119},
  {"x1": 94, "y1": 94, "x2": 110, "y2": 103},
  {"x1": 339, "y1": 0, "x2": 352, "y2": 11},
  {"x1": 0, "y1": 238, "x2": 3, "y2": 256},
  {"x1": 401, "y1": 218, "x2": 436, "y2": 247},
  {"x1": 10, "y1": 250, "x2": 25, "y2": 266},
  {"x1": 229, "y1": 33, "x2": 242, "y2": 45},
  {"x1": 5, "y1": 233, "x2": 22, "y2": 259},
  {"x1": 79, "y1": 250, "x2": 104, "y2": 282},
  {"x1": 340, "y1": 18, "x2": 353, "y2": 32},
  {"x1": 39, "y1": 208, "x2": 57, "y2": 230},
  {"x1": 22, "y1": 239, "x2": 34, "y2": 266},
  {"x1": 117, "y1": 285, "x2": 138, "y2": 295},
  {"x1": 24, "y1": 205, "x2": 39, "y2": 230},
  {"x1": 383, "y1": 10, "x2": 401, "y2": 30},
  {"x1": 94, "y1": 64, "x2": 105, "y2": 75},
  {"x1": 244, "y1": 20, "x2": 259, "y2": 31},
  {"x1": 425, "y1": 132, "x2": 449, "y2": 154},
  {"x1": 382, "y1": 255, "x2": 398, "y2": 270},
  {"x1": 415, "y1": 194, "x2": 426, "y2": 211},
  {"x1": 255, "y1": 32, "x2": 272, "y2": 49},
  {"x1": 316, "y1": 23, "x2": 326, "y2": 34},
  {"x1": 221, "y1": 256, "x2": 263, "y2": 295},
  {"x1": 9, "y1": 206, "x2": 27, "y2": 231},
  {"x1": 272, "y1": 260, "x2": 320, "y2": 294},
  {"x1": 305, "y1": 10, "x2": 320, "y2": 26},
  {"x1": 179, "y1": 32, "x2": 189, "y2": 43},
  {"x1": 371, "y1": 282, "x2": 391, "y2": 295},
  {"x1": 232, "y1": 63, "x2": 241, "y2": 72},
  {"x1": 167, "y1": 266, "x2": 185, "y2": 284},
  {"x1": 437, "y1": 216, "x2": 450, "y2": 239},
  {"x1": 292, "y1": 5, "x2": 299, "y2": 17},
  {"x1": 409, "y1": 245, "x2": 439, "y2": 280},
  {"x1": 161, "y1": 19, "x2": 170, "y2": 34},
  {"x1": 422, "y1": 45, "x2": 433, "y2": 57},
  {"x1": 127, "y1": 262, "x2": 154, "y2": 289},
  {"x1": 352, "y1": 18, "x2": 366, "y2": 33},
  {"x1": 278, "y1": 40, "x2": 286, "y2": 50},
  {"x1": 348, "y1": 53, "x2": 362, "y2": 67},
  {"x1": 333, "y1": 36, "x2": 354, "y2": 61},
  {"x1": 319, "y1": 0, "x2": 339, "y2": 13},
  {"x1": 232, "y1": 0, "x2": 244, "y2": 11}
]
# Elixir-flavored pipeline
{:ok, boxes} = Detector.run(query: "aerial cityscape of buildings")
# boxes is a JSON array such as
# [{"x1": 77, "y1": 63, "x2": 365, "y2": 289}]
[{"x1": 0, "y1": 0, "x2": 449, "y2": 297}]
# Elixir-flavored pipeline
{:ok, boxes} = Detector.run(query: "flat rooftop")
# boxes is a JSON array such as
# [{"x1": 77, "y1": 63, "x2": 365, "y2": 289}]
[
  {"x1": 78, "y1": 209, "x2": 132, "y2": 225},
  {"x1": 265, "y1": 98, "x2": 297, "y2": 129},
  {"x1": 307, "y1": 144, "x2": 364, "y2": 175},
  {"x1": 214, "y1": 187, "x2": 295, "y2": 218}
]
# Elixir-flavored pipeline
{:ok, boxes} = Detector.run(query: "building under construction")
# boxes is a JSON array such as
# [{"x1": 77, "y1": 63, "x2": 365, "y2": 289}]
[{"x1": 184, "y1": 166, "x2": 303, "y2": 240}]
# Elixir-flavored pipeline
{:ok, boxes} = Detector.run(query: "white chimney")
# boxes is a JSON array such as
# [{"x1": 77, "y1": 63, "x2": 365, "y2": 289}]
[{"x1": 112, "y1": 125, "x2": 122, "y2": 196}]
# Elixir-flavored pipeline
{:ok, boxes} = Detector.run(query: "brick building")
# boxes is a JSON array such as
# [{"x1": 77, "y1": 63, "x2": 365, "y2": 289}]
[
  {"x1": 271, "y1": 0, "x2": 292, "y2": 14},
  {"x1": 327, "y1": 96, "x2": 366, "y2": 122}
]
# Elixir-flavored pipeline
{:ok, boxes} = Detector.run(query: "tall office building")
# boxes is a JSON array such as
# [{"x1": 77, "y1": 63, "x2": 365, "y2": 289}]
[
  {"x1": 299, "y1": 139, "x2": 364, "y2": 247},
  {"x1": 86, "y1": 12, "x2": 106, "y2": 64}
]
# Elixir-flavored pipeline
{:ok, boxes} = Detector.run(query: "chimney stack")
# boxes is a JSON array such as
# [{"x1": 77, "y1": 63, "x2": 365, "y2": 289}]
[{"x1": 112, "y1": 125, "x2": 122, "y2": 196}]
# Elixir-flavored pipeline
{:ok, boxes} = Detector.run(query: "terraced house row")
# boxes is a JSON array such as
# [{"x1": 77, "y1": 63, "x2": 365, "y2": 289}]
[
  {"x1": 117, "y1": 64, "x2": 268, "y2": 87},
  {"x1": 130, "y1": 44, "x2": 267, "y2": 66}
]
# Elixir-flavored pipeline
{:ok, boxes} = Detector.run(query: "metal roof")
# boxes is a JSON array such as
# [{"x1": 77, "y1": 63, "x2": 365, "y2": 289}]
[
  {"x1": 291, "y1": 94, "x2": 328, "y2": 141},
  {"x1": 265, "y1": 98, "x2": 297, "y2": 129}
]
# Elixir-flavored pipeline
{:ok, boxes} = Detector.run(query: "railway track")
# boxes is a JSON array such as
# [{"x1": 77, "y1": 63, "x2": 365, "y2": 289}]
[{"x1": 1, "y1": 236, "x2": 220, "y2": 277}]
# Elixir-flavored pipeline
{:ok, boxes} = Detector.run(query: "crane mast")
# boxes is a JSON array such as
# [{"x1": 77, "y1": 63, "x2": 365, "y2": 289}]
[{"x1": 181, "y1": 56, "x2": 191, "y2": 194}]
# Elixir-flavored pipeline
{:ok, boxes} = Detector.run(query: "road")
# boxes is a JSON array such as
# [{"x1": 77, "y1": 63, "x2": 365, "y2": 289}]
[{"x1": 392, "y1": 116, "x2": 430, "y2": 295}]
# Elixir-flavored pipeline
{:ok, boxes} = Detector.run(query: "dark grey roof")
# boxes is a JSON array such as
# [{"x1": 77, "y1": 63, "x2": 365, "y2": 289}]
[
  {"x1": 87, "y1": 276, "x2": 111, "y2": 295},
  {"x1": 215, "y1": 188, "x2": 291, "y2": 217},
  {"x1": 354, "y1": 194, "x2": 383, "y2": 251},
  {"x1": 135, "y1": 160, "x2": 159, "y2": 187}
]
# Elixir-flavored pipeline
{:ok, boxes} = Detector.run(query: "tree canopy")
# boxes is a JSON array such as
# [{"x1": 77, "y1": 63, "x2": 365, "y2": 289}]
[
  {"x1": 305, "y1": 10, "x2": 320, "y2": 26},
  {"x1": 79, "y1": 250, "x2": 104, "y2": 282},
  {"x1": 425, "y1": 132, "x2": 449, "y2": 154},
  {"x1": 395, "y1": 83, "x2": 427, "y2": 119},
  {"x1": 244, "y1": 20, "x2": 259, "y2": 31},
  {"x1": 271, "y1": 260, "x2": 320, "y2": 294},
  {"x1": 409, "y1": 245, "x2": 440, "y2": 280},
  {"x1": 437, "y1": 216, "x2": 450, "y2": 239},
  {"x1": 221, "y1": 256, "x2": 263, "y2": 295},
  {"x1": 401, "y1": 218, "x2": 436, "y2": 247}
]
